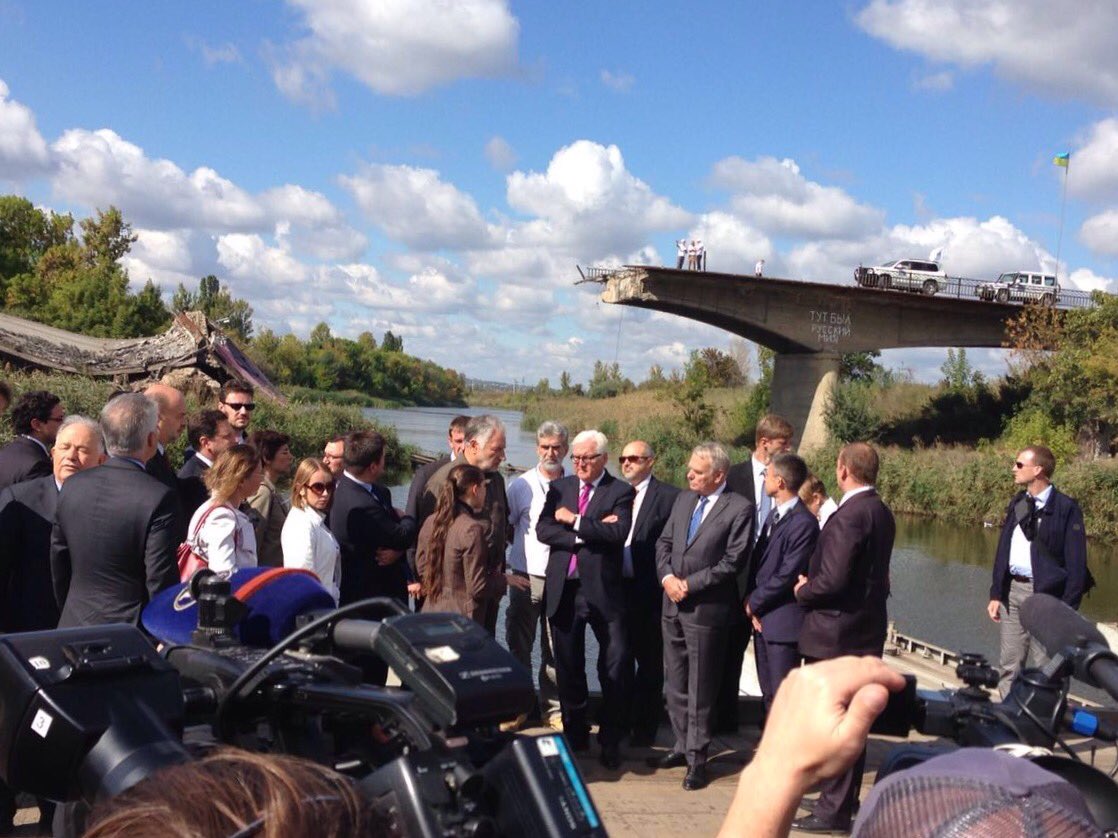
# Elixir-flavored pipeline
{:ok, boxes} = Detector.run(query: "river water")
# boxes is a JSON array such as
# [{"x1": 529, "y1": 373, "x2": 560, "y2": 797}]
[{"x1": 366, "y1": 405, "x2": 1117, "y2": 673}]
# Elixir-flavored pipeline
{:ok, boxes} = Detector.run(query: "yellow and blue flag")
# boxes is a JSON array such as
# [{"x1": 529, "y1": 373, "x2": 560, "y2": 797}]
[{"x1": 1053, "y1": 152, "x2": 1070, "y2": 168}]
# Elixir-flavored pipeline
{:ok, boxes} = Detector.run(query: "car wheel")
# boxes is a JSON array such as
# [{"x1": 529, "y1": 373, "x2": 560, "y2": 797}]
[
  {"x1": 996, "y1": 289, "x2": 1009, "y2": 304},
  {"x1": 922, "y1": 279, "x2": 938, "y2": 295}
]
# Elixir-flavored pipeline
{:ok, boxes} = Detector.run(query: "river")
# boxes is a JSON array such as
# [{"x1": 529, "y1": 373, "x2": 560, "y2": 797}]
[{"x1": 366, "y1": 405, "x2": 1117, "y2": 671}]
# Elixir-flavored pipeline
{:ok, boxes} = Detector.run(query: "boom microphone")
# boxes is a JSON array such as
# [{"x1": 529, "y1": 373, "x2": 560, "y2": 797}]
[{"x1": 1020, "y1": 593, "x2": 1118, "y2": 699}]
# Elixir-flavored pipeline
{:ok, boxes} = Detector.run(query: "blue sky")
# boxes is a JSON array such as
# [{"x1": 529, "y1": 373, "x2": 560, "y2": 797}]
[{"x1": 1, "y1": 0, "x2": 1116, "y2": 385}]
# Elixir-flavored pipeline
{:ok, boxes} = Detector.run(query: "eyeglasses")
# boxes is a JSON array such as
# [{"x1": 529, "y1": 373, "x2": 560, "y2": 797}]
[
  {"x1": 619, "y1": 455, "x2": 650, "y2": 464},
  {"x1": 571, "y1": 453, "x2": 604, "y2": 464},
  {"x1": 307, "y1": 482, "x2": 335, "y2": 495},
  {"x1": 224, "y1": 401, "x2": 256, "y2": 412}
]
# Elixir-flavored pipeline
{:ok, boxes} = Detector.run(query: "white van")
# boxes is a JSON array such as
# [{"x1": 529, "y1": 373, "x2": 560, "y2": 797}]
[{"x1": 976, "y1": 271, "x2": 1060, "y2": 306}]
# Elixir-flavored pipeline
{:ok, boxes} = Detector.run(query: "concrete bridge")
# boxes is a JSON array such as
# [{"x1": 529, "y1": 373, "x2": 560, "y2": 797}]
[{"x1": 590, "y1": 266, "x2": 1025, "y2": 452}]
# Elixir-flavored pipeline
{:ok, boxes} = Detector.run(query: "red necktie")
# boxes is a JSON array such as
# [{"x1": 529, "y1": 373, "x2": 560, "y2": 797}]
[{"x1": 567, "y1": 483, "x2": 592, "y2": 577}]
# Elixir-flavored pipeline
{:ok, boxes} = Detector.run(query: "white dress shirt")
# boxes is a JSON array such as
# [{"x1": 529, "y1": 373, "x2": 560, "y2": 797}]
[
  {"x1": 623, "y1": 476, "x2": 651, "y2": 578},
  {"x1": 1009, "y1": 484, "x2": 1052, "y2": 579}
]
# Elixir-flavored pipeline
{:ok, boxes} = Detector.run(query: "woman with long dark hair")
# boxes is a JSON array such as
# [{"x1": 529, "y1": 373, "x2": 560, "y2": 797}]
[{"x1": 415, "y1": 463, "x2": 505, "y2": 626}]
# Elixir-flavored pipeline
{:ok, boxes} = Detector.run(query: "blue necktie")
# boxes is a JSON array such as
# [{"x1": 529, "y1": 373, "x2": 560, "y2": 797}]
[{"x1": 687, "y1": 495, "x2": 708, "y2": 545}]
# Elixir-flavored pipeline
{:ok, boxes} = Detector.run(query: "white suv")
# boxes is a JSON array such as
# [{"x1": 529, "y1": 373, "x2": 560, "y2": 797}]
[
  {"x1": 976, "y1": 271, "x2": 1060, "y2": 306},
  {"x1": 854, "y1": 259, "x2": 946, "y2": 295}
]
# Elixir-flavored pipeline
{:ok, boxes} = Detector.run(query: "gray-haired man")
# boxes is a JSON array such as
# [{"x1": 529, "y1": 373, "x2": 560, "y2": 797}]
[{"x1": 505, "y1": 420, "x2": 569, "y2": 729}]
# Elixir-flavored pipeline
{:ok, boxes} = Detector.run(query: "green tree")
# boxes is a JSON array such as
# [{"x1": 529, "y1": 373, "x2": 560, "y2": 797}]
[
  {"x1": 79, "y1": 206, "x2": 137, "y2": 266},
  {"x1": 588, "y1": 360, "x2": 633, "y2": 399},
  {"x1": 824, "y1": 382, "x2": 882, "y2": 443},
  {"x1": 172, "y1": 274, "x2": 254, "y2": 341},
  {"x1": 840, "y1": 350, "x2": 884, "y2": 383},
  {"x1": 940, "y1": 348, "x2": 984, "y2": 393},
  {"x1": 0, "y1": 195, "x2": 73, "y2": 282},
  {"x1": 558, "y1": 370, "x2": 573, "y2": 394},
  {"x1": 382, "y1": 330, "x2": 404, "y2": 352},
  {"x1": 691, "y1": 347, "x2": 745, "y2": 387},
  {"x1": 643, "y1": 364, "x2": 667, "y2": 389}
]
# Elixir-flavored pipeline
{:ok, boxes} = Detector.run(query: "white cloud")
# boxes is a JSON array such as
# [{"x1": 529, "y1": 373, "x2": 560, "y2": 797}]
[
  {"x1": 484, "y1": 135, "x2": 517, "y2": 171},
  {"x1": 270, "y1": 0, "x2": 519, "y2": 105},
  {"x1": 1066, "y1": 267, "x2": 1115, "y2": 293},
  {"x1": 856, "y1": 0, "x2": 1118, "y2": 106},
  {"x1": 1067, "y1": 118, "x2": 1118, "y2": 204},
  {"x1": 339, "y1": 162, "x2": 495, "y2": 250},
  {"x1": 0, "y1": 79, "x2": 51, "y2": 180},
  {"x1": 185, "y1": 37, "x2": 243, "y2": 66},
  {"x1": 600, "y1": 69, "x2": 635, "y2": 92},
  {"x1": 1079, "y1": 210, "x2": 1118, "y2": 257},
  {"x1": 710, "y1": 156, "x2": 884, "y2": 240},
  {"x1": 216, "y1": 233, "x2": 309, "y2": 285},
  {"x1": 506, "y1": 140, "x2": 691, "y2": 256},
  {"x1": 120, "y1": 229, "x2": 198, "y2": 291},
  {"x1": 689, "y1": 211, "x2": 772, "y2": 275},
  {"x1": 913, "y1": 70, "x2": 953, "y2": 92}
]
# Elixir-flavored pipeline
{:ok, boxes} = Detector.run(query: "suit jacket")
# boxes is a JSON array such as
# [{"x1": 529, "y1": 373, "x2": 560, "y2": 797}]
[
  {"x1": 177, "y1": 454, "x2": 210, "y2": 520},
  {"x1": 146, "y1": 448, "x2": 188, "y2": 544},
  {"x1": 989, "y1": 488, "x2": 1088, "y2": 608},
  {"x1": 656, "y1": 488, "x2": 754, "y2": 627},
  {"x1": 796, "y1": 488, "x2": 895, "y2": 659},
  {"x1": 51, "y1": 458, "x2": 180, "y2": 628},
  {"x1": 724, "y1": 457, "x2": 756, "y2": 503},
  {"x1": 0, "y1": 474, "x2": 62, "y2": 631},
  {"x1": 329, "y1": 474, "x2": 417, "y2": 605},
  {"x1": 747, "y1": 500, "x2": 818, "y2": 643},
  {"x1": 536, "y1": 471, "x2": 635, "y2": 620},
  {"x1": 628, "y1": 476, "x2": 680, "y2": 600},
  {"x1": 0, "y1": 436, "x2": 52, "y2": 491}
]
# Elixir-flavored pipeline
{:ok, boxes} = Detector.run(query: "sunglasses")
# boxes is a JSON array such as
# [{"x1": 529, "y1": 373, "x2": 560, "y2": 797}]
[
  {"x1": 1013, "y1": 461, "x2": 1033, "y2": 469},
  {"x1": 224, "y1": 401, "x2": 256, "y2": 412},
  {"x1": 307, "y1": 481, "x2": 335, "y2": 495},
  {"x1": 619, "y1": 455, "x2": 650, "y2": 464}
]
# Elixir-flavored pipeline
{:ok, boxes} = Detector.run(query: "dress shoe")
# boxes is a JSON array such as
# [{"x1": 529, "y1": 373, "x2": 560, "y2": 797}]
[
  {"x1": 682, "y1": 763, "x2": 708, "y2": 791},
  {"x1": 790, "y1": 814, "x2": 850, "y2": 834},
  {"x1": 599, "y1": 745, "x2": 622, "y2": 770},
  {"x1": 646, "y1": 750, "x2": 687, "y2": 769}
]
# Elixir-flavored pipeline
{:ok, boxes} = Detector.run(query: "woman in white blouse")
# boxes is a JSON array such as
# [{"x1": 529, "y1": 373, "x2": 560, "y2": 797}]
[
  {"x1": 281, "y1": 458, "x2": 340, "y2": 601},
  {"x1": 186, "y1": 444, "x2": 263, "y2": 574}
]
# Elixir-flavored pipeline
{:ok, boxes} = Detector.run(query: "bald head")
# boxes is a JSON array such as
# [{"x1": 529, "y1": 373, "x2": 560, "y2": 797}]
[{"x1": 144, "y1": 383, "x2": 187, "y2": 445}]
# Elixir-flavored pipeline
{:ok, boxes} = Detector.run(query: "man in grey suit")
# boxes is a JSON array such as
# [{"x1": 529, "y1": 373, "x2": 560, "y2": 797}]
[
  {"x1": 652, "y1": 442, "x2": 754, "y2": 791},
  {"x1": 51, "y1": 393, "x2": 181, "y2": 628}
]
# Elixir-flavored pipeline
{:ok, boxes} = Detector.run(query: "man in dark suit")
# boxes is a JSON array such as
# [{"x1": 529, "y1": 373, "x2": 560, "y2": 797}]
[
  {"x1": 745, "y1": 452, "x2": 817, "y2": 713},
  {"x1": 331, "y1": 430, "x2": 417, "y2": 608},
  {"x1": 144, "y1": 382, "x2": 188, "y2": 541},
  {"x1": 177, "y1": 409, "x2": 238, "y2": 518},
  {"x1": 0, "y1": 415, "x2": 106, "y2": 633},
  {"x1": 718, "y1": 413, "x2": 794, "y2": 732},
  {"x1": 536, "y1": 429, "x2": 634, "y2": 769},
  {"x1": 652, "y1": 442, "x2": 753, "y2": 790},
  {"x1": 0, "y1": 389, "x2": 64, "y2": 490},
  {"x1": 420, "y1": 415, "x2": 509, "y2": 634},
  {"x1": 792, "y1": 442, "x2": 895, "y2": 833},
  {"x1": 51, "y1": 393, "x2": 181, "y2": 628},
  {"x1": 404, "y1": 414, "x2": 469, "y2": 604},
  {"x1": 618, "y1": 439, "x2": 679, "y2": 746},
  {"x1": 987, "y1": 444, "x2": 1089, "y2": 696}
]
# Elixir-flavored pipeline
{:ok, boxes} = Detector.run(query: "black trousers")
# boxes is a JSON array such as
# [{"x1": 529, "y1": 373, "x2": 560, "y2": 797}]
[
  {"x1": 754, "y1": 633, "x2": 801, "y2": 712},
  {"x1": 623, "y1": 582, "x2": 664, "y2": 739},
  {"x1": 549, "y1": 580, "x2": 629, "y2": 748},
  {"x1": 713, "y1": 617, "x2": 752, "y2": 732}
]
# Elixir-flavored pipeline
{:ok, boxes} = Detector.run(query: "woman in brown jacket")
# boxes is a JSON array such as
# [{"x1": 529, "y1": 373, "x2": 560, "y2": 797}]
[{"x1": 416, "y1": 463, "x2": 506, "y2": 626}]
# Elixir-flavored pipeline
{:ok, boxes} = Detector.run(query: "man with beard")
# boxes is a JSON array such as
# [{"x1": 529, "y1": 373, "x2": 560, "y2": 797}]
[
  {"x1": 420, "y1": 415, "x2": 509, "y2": 634},
  {"x1": 505, "y1": 420, "x2": 569, "y2": 729}
]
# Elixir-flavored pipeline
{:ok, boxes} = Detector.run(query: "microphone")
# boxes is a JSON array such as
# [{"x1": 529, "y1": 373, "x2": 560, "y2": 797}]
[{"x1": 1020, "y1": 593, "x2": 1118, "y2": 700}]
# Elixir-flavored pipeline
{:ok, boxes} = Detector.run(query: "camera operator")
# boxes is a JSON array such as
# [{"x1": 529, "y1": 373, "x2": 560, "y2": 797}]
[{"x1": 83, "y1": 748, "x2": 381, "y2": 838}]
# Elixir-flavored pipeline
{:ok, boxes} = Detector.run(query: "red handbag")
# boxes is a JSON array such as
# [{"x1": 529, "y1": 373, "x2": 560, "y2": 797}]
[{"x1": 177, "y1": 503, "x2": 230, "y2": 582}]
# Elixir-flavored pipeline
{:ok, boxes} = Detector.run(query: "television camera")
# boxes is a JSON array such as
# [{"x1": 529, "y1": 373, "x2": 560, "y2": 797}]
[{"x1": 0, "y1": 570, "x2": 607, "y2": 836}]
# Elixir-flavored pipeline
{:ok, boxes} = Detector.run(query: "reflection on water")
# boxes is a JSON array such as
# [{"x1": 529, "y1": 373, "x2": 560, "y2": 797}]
[{"x1": 369, "y1": 406, "x2": 1117, "y2": 687}]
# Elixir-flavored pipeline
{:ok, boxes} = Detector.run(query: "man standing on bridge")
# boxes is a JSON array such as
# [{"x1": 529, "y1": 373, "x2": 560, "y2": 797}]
[{"x1": 987, "y1": 445, "x2": 1089, "y2": 697}]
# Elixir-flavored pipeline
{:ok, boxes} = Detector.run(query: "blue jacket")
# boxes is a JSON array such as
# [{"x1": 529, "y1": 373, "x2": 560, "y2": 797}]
[
  {"x1": 747, "y1": 500, "x2": 819, "y2": 644},
  {"x1": 989, "y1": 487, "x2": 1088, "y2": 607}
]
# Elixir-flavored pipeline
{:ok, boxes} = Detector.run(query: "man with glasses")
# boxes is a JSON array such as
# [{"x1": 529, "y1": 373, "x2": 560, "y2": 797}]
[
  {"x1": 322, "y1": 437, "x2": 346, "y2": 478},
  {"x1": 217, "y1": 380, "x2": 256, "y2": 444},
  {"x1": 619, "y1": 440, "x2": 679, "y2": 747},
  {"x1": 987, "y1": 445, "x2": 1089, "y2": 696},
  {"x1": 536, "y1": 430, "x2": 635, "y2": 770},
  {"x1": 0, "y1": 390, "x2": 64, "y2": 490},
  {"x1": 505, "y1": 420, "x2": 569, "y2": 730}
]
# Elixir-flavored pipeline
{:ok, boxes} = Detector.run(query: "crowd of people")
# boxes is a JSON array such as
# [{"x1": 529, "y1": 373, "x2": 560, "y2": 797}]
[
  {"x1": 0, "y1": 378, "x2": 1097, "y2": 836},
  {"x1": 676, "y1": 238, "x2": 707, "y2": 271}
]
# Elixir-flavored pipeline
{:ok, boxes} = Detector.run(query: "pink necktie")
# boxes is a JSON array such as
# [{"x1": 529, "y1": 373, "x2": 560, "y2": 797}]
[{"x1": 567, "y1": 483, "x2": 592, "y2": 577}]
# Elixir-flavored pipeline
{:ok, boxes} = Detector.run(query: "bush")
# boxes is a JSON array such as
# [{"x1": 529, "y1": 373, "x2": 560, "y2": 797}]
[
  {"x1": 824, "y1": 382, "x2": 882, "y2": 443},
  {"x1": 997, "y1": 408, "x2": 1078, "y2": 465}
]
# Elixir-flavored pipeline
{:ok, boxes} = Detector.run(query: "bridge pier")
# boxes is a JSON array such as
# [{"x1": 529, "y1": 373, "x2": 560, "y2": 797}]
[{"x1": 771, "y1": 352, "x2": 840, "y2": 454}]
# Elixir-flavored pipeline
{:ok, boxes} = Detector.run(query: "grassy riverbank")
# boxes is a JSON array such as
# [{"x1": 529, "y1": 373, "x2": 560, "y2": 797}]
[
  {"x1": 473, "y1": 387, "x2": 1118, "y2": 543},
  {"x1": 0, "y1": 370, "x2": 416, "y2": 483}
]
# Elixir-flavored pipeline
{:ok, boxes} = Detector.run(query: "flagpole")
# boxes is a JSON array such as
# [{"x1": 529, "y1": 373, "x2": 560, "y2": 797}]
[{"x1": 1054, "y1": 156, "x2": 1069, "y2": 281}]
